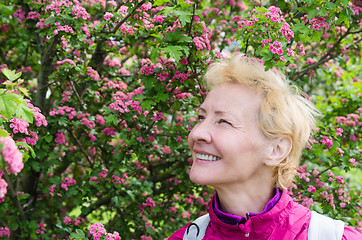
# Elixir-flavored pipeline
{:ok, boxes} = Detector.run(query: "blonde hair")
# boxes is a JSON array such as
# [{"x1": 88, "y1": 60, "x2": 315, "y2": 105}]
[{"x1": 204, "y1": 54, "x2": 319, "y2": 189}]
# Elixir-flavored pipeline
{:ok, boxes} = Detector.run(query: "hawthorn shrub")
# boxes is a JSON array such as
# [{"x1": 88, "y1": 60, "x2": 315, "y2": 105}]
[{"x1": 0, "y1": 0, "x2": 361, "y2": 239}]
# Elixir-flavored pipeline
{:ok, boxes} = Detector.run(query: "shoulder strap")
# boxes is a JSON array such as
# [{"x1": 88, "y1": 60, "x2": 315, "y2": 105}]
[
  {"x1": 183, "y1": 214, "x2": 210, "y2": 240},
  {"x1": 308, "y1": 211, "x2": 345, "y2": 240}
]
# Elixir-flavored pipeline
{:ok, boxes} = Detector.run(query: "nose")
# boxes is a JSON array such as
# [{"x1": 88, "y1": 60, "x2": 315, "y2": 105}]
[{"x1": 188, "y1": 120, "x2": 212, "y2": 144}]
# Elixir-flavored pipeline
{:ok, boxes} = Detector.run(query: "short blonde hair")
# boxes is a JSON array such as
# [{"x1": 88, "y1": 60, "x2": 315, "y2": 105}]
[{"x1": 204, "y1": 54, "x2": 319, "y2": 189}]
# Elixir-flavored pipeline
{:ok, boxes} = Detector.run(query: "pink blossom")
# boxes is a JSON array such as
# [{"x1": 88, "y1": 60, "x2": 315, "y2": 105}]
[
  {"x1": 87, "y1": 67, "x2": 100, "y2": 81},
  {"x1": 89, "y1": 222, "x2": 106, "y2": 240},
  {"x1": 9, "y1": 118, "x2": 29, "y2": 135},
  {"x1": 0, "y1": 178, "x2": 8, "y2": 198},
  {"x1": 119, "y1": 6, "x2": 128, "y2": 14},
  {"x1": 141, "y1": 2, "x2": 152, "y2": 11},
  {"x1": 153, "y1": 15, "x2": 166, "y2": 23},
  {"x1": 57, "y1": 59, "x2": 76, "y2": 66},
  {"x1": 27, "y1": 11, "x2": 41, "y2": 20},
  {"x1": 336, "y1": 147, "x2": 344, "y2": 156},
  {"x1": 98, "y1": 168, "x2": 108, "y2": 179},
  {"x1": 63, "y1": 216, "x2": 72, "y2": 225},
  {"x1": 161, "y1": 146, "x2": 171, "y2": 154},
  {"x1": 320, "y1": 136, "x2": 333, "y2": 148},
  {"x1": 55, "y1": 130, "x2": 66, "y2": 144},
  {"x1": 335, "y1": 128, "x2": 343, "y2": 136},
  {"x1": 349, "y1": 158, "x2": 358, "y2": 166},
  {"x1": 49, "y1": 184, "x2": 56, "y2": 196},
  {"x1": 61, "y1": 177, "x2": 76, "y2": 191},
  {"x1": 106, "y1": 232, "x2": 121, "y2": 240},
  {"x1": 0, "y1": 137, "x2": 24, "y2": 174},
  {"x1": 89, "y1": 176, "x2": 98, "y2": 183},
  {"x1": 96, "y1": 115, "x2": 105, "y2": 125},
  {"x1": 104, "y1": 12, "x2": 113, "y2": 21},
  {"x1": 0, "y1": 227, "x2": 10, "y2": 238}
]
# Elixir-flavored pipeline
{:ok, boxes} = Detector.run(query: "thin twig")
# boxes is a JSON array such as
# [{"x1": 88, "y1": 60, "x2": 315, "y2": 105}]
[
  {"x1": 102, "y1": 0, "x2": 146, "y2": 34},
  {"x1": 3, "y1": 173, "x2": 26, "y2": 220},
  {"x1": 206, "y1": 0, "x2": 230, "y2": 28}
]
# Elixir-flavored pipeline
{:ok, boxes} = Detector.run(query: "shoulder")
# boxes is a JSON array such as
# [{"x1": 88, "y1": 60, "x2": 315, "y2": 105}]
[
  {"x1": 167, "y1": 223, "x2": 191, "y2": 240},
  {"x1": 342, "y1": 226, "x2": 362, "y2": 240}
]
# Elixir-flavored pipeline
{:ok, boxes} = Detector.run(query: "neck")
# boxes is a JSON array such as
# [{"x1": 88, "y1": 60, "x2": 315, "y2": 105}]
[{"x1": 214, "y1": 180, "x2": 275, "y2": 218}]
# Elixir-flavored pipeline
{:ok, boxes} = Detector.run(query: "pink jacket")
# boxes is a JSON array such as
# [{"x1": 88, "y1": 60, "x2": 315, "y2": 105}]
[{"x1": 169, "y1": 190, "x2": 361, "y2": 240}]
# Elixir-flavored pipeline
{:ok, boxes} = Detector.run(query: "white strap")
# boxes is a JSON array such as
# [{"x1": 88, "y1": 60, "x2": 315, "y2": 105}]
[
  {"x1": 183, "y1": 214, "x2": 210, "y2": 240},
  {"x1": 308, "y1": 211, "x2": 345, "y2": 240}
]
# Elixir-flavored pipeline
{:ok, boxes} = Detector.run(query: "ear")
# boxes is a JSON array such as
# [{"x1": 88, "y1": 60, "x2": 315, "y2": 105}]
[{"x1": 264, "y1": 137, "x2": 292, "y2": 167}]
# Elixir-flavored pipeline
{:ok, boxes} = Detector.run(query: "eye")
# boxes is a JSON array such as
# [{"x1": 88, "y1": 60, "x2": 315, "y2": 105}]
[
  {"x1": 218, "y1": 119, "x2": 232, "y2": 126},
  {"x1": 197, "y1": 114, "x2": 205, "y2": 122}
]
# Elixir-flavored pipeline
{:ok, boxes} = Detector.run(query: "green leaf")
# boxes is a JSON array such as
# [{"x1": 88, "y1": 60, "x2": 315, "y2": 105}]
[
  {"x1": 173, "y1": 9, "x2": 192, "y2": 26},
  {"x1": 0, "y1": 93, "x2": 20, "y2": 119},
  {"x1": 69, "y1": 229, "x2": 86, "y2": 239},
  {"x1": 15, "y1": 101, "x2": 34, "y2": 123},
  {"x1": 141, "y1": 100, "x2": 156, "y2": 109},
  {"x1": 0, "y1": 129, "x2": 9, "y2": 137},
  {"x1": 1, "y1": 68, "x2": 21, "y2": 81},
  {"x1": 104, "y1": 114, "x2": 118, "y2": 126},
  {"x1": 44, "y1": 16, "x2": 56, "y2": 25},
  {"x1": 154, "y1": 0, "x2": 171, "y2": 6},
  {"x1": 161, "y1": 45, "x2": 184, "y2": 62},
  {"x1": 311, "y1": 32, "x2": 322, "y2": 43}
]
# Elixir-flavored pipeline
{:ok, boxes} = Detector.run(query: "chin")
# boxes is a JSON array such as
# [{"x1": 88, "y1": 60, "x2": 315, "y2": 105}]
[{"x1": 189, "y1": 168, "x2": 213, "y2": 186}]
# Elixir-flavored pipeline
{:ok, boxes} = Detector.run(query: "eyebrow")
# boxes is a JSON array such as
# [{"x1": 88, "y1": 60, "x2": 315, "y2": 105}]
[{"x1": 198, "y1": 107, "x2": 228, "y2": 115}]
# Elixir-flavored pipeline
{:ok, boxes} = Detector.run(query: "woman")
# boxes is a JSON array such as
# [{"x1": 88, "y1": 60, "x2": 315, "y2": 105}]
[{"x1": 169, "y1": 55, "x2": 361, "y2": 239}]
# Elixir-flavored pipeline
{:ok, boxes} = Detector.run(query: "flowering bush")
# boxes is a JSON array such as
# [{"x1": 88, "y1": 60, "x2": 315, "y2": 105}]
[{"x1": 0, "y1": 0, "x2": 361, "y2": 239}]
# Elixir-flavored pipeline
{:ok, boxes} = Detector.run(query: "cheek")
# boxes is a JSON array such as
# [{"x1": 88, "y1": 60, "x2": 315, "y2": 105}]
[{"x1": 187, "y1": 131, "x2": 194, "y2": 149}]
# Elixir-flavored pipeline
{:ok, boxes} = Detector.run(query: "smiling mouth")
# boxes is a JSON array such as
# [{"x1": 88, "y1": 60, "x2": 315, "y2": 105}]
[{"x1": 196, "y1": 153, "x2": 221, "y2": 161}]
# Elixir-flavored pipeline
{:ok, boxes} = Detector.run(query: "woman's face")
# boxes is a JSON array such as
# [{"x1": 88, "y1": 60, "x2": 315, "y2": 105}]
[{"x1": 188, "y1": 82, "x2": 274, "y2": 189}]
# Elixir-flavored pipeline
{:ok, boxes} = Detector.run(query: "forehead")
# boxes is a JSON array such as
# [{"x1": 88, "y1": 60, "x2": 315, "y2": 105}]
[{"x1": 200, "y1": 83, "x2": 263, "y2": 114}]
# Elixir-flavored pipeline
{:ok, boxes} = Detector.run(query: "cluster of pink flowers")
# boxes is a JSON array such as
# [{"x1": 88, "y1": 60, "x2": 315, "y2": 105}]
[
  {"x1": 320, "y1": 135, "x2": 333, "y2": 148},
  {"x1": 55, "y1": 130, "x2": 66, "y2": 144},
  {"x1": 269, "y1": 41, "x2": 283, "y2": 55},
  {"x1": 0, "y1": 137, "x2": 24, "y2": 175},
  {"x1": 104, "y1": 12, "x2": 113, "y2": 21},
  {"x1": 57, "y1": 59, "x2": 76, "y2": 66},
  {"x1": 9, "y1": 118, "x2": 29, "y2": 135},
  {"x1": 301, "y1": 15, "x2": 330, "y2": 31},
  {"x1": 63, "y1": 216, "x2": 85, "y2": 226},
  {"x1": 54, "y1": 24, "x2": 74, "y2": 35},
  {"x1": 141, "y1": 2, "x2": 152, "y2": 11},
  {"x1": 192, "y1": 22, "x2": 211, "y2": 51},
  {"x1": 152, "y1": 15, "x2": 166, "y2": 23},
  {"x1": 89, "y1": 222, "x2": 107, "y2": 240},
  {"x1": 13, "y1": 8, "x2": 25, "y2": 23},
  {"x1": 87, "y1": 222, "x2": 121, "y2": 240},
  {"x1": 27, "y1": 11, "x2": 41, "y2": 20},
  {"x1": 72, "y1": 4, "x2": 91, "y2": 20},
  {"x1": 279, "y1": 22, "x2": 294, "y2": 43},
  {"x1": 87, "y1": 67, "x2": 100, "y2": 81},
  {"x1": 0, "y1": 227, "x2": 10, "y2": 238},
  {"x1": 139, "y1": 197, "x2": 156, "y2": 212},
  {"x1": 45, "y1": 0, "x2": 72, "y2": 14},
  {"x1": 61, "y1": 177, "x2": 76, "y2": 191},
  {"x1": 264, "y1": 6, "x2": 282, "y2": 23},
  {"x1": 119, "y1": 5, "x2": 128, "y2": 14},
  {"x1": 109, "y1": 99, "x2": 142, "y2": 115},
  {"x1": 35, "y1": 18, "x2": 50, "y2": 29},
  {"x1": 0, "y1": 178, "x2": 8, "y2": 199},
  {"x1": 119, "y1": 23, "x2": 135, "y2": 36},
  {"x1": 26, "y1": 100, "x2": 48, "y2": 128},
  {"x1": 36, "y1": 223, "x2": 46, "y2": 235},
  {"x1": 49, "y1": 106, "x2": 77, "y2": 120}
]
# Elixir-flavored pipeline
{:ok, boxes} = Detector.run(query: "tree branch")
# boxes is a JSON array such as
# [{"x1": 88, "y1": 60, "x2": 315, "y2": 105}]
[
  {"x1": 102, "y1": 0, "x2": 146, "y2": 34},
  {"x1": 207, "y1": 0, "x2": 230, "y2": 28},
  {"x1": 3, "y1": 173, "x2": 26, "y2": 221},
  {"x1": 294, "y1": 27, "x2": 355, "y2": 78}
]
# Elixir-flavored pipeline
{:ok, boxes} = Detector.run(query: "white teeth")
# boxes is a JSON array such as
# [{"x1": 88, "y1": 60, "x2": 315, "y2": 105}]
[{"x1": 196, "y1": 153, "x2": 220, "y2": 161}]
